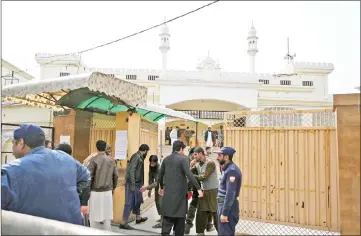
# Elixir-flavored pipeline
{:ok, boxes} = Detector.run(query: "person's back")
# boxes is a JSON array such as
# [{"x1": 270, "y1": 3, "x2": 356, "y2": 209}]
[
  {"x1": 87, "y1": 141, "x2": 118, "y2": 230},
  {"x1": 1, "y1": 124, "x2": 89, "y2": 225},
  {"x1": 88, "y1": 153, "x2": 117, "y2": 191},
  {"x1": 157, "y1": 141, "x2": 202, "y2": 236},
  {"x1": 2, "y1": 147, "x2": 87, "y2": 224}
]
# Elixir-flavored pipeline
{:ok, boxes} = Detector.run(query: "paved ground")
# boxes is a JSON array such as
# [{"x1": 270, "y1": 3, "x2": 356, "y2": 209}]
[
  {"x1": 131, "y1": 203, "x2": 218, "y2": 235},
  {"x1": 128, "y1": 145, "x2": 221, "y2": 235}
]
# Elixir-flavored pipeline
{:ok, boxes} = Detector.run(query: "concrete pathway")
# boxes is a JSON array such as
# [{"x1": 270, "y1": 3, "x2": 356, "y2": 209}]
[
  {"x1": 132, "y1": 204, "x2": 218, "y2": 235},
  {"x1": 130, "y1": 147, "x2": 221, "y2": 235}
]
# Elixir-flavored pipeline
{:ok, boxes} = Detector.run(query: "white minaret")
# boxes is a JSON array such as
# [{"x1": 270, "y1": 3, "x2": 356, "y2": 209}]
[
  {"x1": 247, "y1": 22, "x2": 258, "y2": 74},
  {"x1": 159, "y1": 23, "x2": 170, "y2": 72}
]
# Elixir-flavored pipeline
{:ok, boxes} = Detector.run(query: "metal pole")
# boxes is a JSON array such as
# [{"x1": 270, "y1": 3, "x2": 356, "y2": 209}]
[
  {"x1": 160, "y1": 129, "x2": 163, "y2": 162},
  {"x1": 2, "y1": 211, "x2": 123, "y2": 235},
  {"x1": 195, "y1": 122, "x2": 198, "y2": 146}
]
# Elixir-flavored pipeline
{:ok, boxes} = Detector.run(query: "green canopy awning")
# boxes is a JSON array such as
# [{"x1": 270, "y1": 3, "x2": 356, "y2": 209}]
[{"x1": 57, "y1": 87, "x2": 195, "y2": 122}]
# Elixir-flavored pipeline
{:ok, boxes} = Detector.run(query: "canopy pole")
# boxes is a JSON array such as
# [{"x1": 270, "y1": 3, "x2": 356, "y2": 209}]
[{"x1": 195, "y1": 122, "x2": 198, "y2": 146}]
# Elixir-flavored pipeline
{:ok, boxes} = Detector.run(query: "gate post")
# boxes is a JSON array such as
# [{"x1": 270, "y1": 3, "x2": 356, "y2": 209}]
[
  {"x1": 112, "y1": 112, "x2": 141, "y2": 224},
  {"x1": 334, "y1": 93, "x2": 360, "y2": 235}
]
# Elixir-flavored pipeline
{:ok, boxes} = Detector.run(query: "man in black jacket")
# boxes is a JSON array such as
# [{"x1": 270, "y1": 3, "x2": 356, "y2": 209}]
[
  {"x1": 119, "y1": 144, "x2": 150, "y2": 230},
  {"x1": 157, "y1": 141, "x2": 203, "y2": 236}
]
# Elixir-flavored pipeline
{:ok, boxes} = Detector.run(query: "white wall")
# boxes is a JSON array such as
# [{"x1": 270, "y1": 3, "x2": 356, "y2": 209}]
[
  {"x1": 2, "y1": 105, "x2": 53, "y2": 126},
  {"x1": 257, "y1": 74, "x2": 330, "y2": 102},
  {"x1": 159, "y1": 84, "x2": 258, "y2": 108},
  {"x1": 36, "y1": 58, "x2": 333, "y2": 109}
]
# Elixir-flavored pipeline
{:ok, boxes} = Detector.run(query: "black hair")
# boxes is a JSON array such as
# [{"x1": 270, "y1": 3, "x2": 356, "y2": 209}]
[
  {"x1": 139, "y1": 144, "x2": 150, "y2": 152},
  {"x1": 193, "y1": 147, "x2": 205, "y2": 155},
  {"x1": 205, "y1": 146, "x2": 211, "y2": 151},
  {"x1": 96, "y1": 140, "x2": 107, "y2": 152},
  {"x1": 15, "y1": 134, "x2": 46, "y2": 149},
  {"x1": 56, "y1": 143, "x2": 73, "y2": 155},
  {"x1": 173, "y1": 140, "x2": 186, "y2": 152},
  {"x1": 44, "y1": 139, "x2": 51, "y2": 147},
  {"x1": 149, "y1": 155, "x2": 158, "y2": 163},
  {"x1": 228, "y1": 154, "x2": 234, "y2": 161},
  {"x1": 186, "y1": 126, "x2": 189, "y2": 129},
  {"x1": 188, "y1": 147, "x2": 196, "y2": 155}
]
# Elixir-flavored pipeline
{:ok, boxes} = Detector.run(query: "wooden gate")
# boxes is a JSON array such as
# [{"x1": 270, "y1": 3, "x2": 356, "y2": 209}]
[
  {"x1": 224, "y1": 109, "x2": 340, "y2": 234},
  {"x1": 89, "y1": 114, "x2": 116, "y2": 156}
]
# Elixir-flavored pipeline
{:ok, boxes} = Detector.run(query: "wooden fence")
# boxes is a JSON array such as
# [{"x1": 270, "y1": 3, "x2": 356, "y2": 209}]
[{"x1": 224, "y1": 109, "x2": 340, "y2": 234}]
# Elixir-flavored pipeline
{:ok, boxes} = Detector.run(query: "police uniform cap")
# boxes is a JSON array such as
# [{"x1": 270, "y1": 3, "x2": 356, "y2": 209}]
[
  {"x1": 14, "y1": 124, "x2": 45, "y2": 141},
  {"x1": 215, "y1": 146, "x2": 236, "y2": 156}
]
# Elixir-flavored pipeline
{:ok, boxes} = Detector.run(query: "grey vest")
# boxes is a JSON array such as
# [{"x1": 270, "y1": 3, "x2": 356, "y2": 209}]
[{"x1": 196, "y1": 159, "x2": 219, "y2": 190}]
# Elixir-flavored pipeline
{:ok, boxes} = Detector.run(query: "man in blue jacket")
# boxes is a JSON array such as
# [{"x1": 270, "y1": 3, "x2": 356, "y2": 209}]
[
  {"x1": 215, "y1": 147, "x2": 242, "y2": 236},
  {"x1": 1, "y1": 124, "x2": 90, "y2": 225}
]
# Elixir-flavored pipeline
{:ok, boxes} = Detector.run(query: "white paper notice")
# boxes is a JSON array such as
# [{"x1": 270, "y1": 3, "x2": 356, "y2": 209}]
[
  {"x1": 115, "y1": 130, "x2": 128, "y2": 160},
  {"x1": 60, "y1": 135, "x2": 70, "y2": 144}
]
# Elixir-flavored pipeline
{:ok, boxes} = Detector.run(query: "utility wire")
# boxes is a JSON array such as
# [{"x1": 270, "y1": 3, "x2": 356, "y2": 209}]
[{"x1": 4, "y1": 0, "x2": 220, "y2": 77}]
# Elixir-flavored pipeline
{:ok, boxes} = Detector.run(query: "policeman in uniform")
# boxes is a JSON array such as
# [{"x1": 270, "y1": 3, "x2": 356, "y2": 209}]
[{"x1": 215, "y1": 147, "x2": 242, "y2": 236}]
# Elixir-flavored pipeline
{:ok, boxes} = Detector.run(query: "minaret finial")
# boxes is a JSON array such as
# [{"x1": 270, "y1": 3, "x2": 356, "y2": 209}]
[
  {"x1": 208, "y1": 50, "x2": 210, "y2": 57},
  {"x1": 284, "y1": 37, "x2": 296, "y2": 64},
  {"x1": 252, "y1": 20, "x2": 254, "y2": 27}
]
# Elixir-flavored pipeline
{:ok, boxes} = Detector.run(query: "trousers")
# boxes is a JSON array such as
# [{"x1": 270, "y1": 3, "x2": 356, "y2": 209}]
[
  {"x1": 162, "y1": 216, "x2": 185, "y2": 236},
  {"x1": 90, "y1": 219, "x2": 112, "y2": 231},
  {"x1": 196, "y1": 210, "x2": 218, "y2": 234},
  {"x1": 217, "y1": 200, "x2": 239, "y2": 236},
  {"x1": 185, "y1": 197, "x2": 213, "y2": 229},
  {"x1": 154, "y1": 188, "x2": 162, "y2": 216},
  {"x1": 122, "y1": 184, "x2": 143, "y2": 221}
]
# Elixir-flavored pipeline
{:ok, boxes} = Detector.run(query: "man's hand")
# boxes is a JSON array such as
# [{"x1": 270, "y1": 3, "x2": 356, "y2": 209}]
[
  {"x1": 197, "y1": 189, "x2": 203, "y2": 198},
  {"x1": 220, "y1": 215, "x2": 229, "y2": 223},
  {"x1": 81, "y1": 206, "x2": 89, "y2": 215},
  {"x1": 148, "y1": 190, "x2": 151, "y2": 198},
  {"x1": 158, "y1": 188, "x2": 164, "y2": 196},
  {"x1": 140, "y1": 185, "x2": 147, "y2": 193},
  {"x1": 190, "y1": 159, "x2": 197, "y2": 167}
]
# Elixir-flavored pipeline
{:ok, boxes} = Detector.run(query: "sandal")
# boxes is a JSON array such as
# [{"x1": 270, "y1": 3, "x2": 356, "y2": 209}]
[
  {"x1": 152, "y1": 223, "x2": 162, "y2": 228},
  {"x1": 136, "y1": 217, "x2": 148, "y2": 224}
]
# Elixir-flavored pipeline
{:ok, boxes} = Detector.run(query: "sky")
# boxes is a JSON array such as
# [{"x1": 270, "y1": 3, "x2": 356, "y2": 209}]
[{"x1": 2, "y1": 1, "x2": 360, "y2": 94}]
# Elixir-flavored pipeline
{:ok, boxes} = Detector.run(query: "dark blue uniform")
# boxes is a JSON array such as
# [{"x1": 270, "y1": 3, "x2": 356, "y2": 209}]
[{"x1": 216, "y1": 148, "x2": 242, "y2": 236}]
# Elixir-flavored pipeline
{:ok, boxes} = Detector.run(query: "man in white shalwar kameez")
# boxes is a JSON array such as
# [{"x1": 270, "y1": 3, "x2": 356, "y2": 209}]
[
  {"x1": 87, "y1": 141, "x2": 118, "y2": 231},
  {"x1": 204, "y1": 127, "x2": 214, "y2": 152},
  {"x1": 169, "y1": 126, "x2": 179, "y2": 148}
]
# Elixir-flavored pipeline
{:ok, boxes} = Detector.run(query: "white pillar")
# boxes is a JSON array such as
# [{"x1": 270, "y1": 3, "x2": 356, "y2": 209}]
[
  {"x1": 162, "y1": 52, "x2": 167, "y2": 72},
  {"x1": 157, "y1": 111, "x2": 166, "y2": 159},
  {"x1": 250, "y1": 55, "x2": 255, "y2": 74},
  {"x1": 323, "y1": 75, "x2": 329, "y2": 100}
]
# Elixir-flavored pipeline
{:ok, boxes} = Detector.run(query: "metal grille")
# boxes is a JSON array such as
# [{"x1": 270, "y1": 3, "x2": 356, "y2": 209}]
[
  {"x1": 141, "y1": 119, "x2": 158, "y2": 133},
  {"x1": 225, "y1": 108, "x2": 335, "y2": 128},
  {"x1": 236, "y1": 219, "x2": 340, "y2": 235},
  {"x1": 176, "y1": 110, "x2": 225, "y2": 120},
  {"x1": 1, "y1": 123, "x2": 54, "y2": 164},
  {"x1": 91, "y1": 118, "x2": 116, "y2": 129}
]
